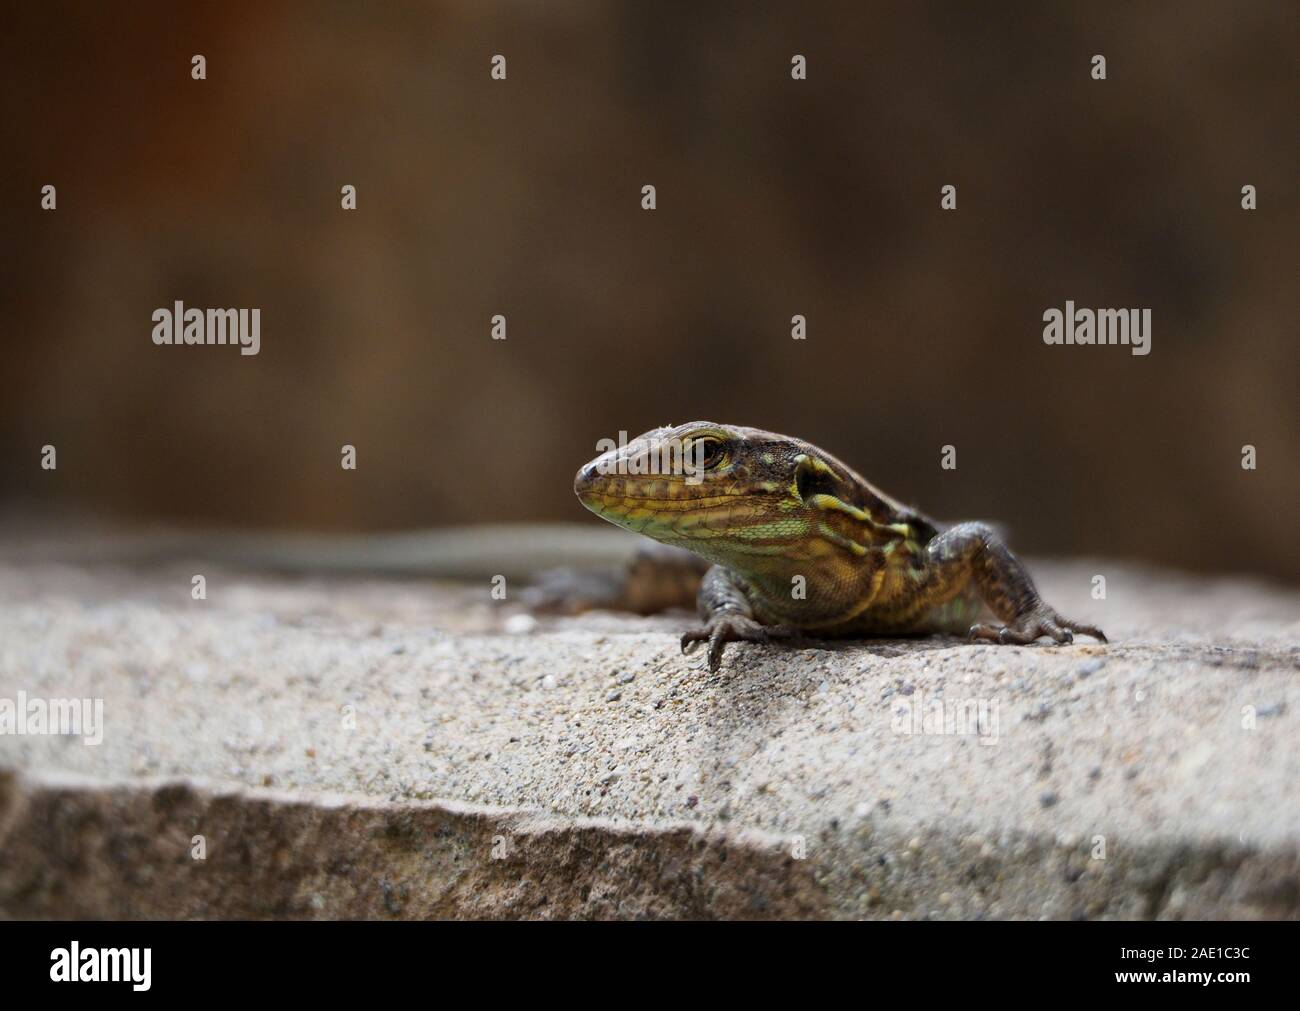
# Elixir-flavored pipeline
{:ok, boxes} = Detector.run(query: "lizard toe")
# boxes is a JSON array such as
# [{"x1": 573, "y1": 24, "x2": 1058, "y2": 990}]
[
  {"x1": 683, "y1": 614, "x2": 796, "y2": 671},
  {"x1": 1064, "y1": 619, "x2": 1107, "y2": 643},
  {"x1": 707, "y1": 630, "x2": 729, "y2": 672},
  {"x1": 680, "y1": 628, "x2": 709, "y2": 655},
  {"x1": 1036, "y1": 607, "x2": 1106, "y2": 644},
  {"x1": 971, "y1": 622, "x2": 1038, "y2": 645},
  {"x1": 1039, "y1": 616, "x2": 1073, "y2": 644},
  {"x1": 974, "y1": 608, "x2": 1101, "y2": 646}
]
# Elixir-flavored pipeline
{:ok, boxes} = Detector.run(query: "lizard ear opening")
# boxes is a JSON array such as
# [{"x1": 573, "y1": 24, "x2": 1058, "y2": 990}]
[{"x1": 793, "y1": 454, "x2": 845, "y2": 506}]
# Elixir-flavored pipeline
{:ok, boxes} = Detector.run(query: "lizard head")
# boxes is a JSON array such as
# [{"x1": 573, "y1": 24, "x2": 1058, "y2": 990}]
[{"x1": 574, "y1": 422, "x2": 925, "y2": 571}]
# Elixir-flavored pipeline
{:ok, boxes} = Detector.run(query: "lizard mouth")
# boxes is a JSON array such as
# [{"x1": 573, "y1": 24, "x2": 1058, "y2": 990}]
[
  {"x1": 574, "y1": 464, "x2": 748, "y2": 538},
  {"x1": 577, "y1": 479, "x2": 734, "y2": 517}
]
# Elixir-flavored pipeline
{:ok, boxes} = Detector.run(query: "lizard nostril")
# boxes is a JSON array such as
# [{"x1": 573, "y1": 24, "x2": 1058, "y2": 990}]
[{"x1": 574, "y1": 461, "x2": 599, "y2": 495}]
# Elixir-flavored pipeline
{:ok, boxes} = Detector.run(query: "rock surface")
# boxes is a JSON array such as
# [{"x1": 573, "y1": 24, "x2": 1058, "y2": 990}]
[{"x1": 1, "y1": 551, "x2": 1297, "y2": 919}]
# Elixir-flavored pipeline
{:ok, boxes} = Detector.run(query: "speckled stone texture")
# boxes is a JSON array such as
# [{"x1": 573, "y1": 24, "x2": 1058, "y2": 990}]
[{"x1": 1, "y1": 552, "x2": 1297, "y2": 919}]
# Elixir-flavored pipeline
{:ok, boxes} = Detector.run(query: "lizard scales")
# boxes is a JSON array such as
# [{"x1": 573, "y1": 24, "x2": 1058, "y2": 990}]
[{"x1": 574, "y1": 422, "x2": 1106, "y2": 671}]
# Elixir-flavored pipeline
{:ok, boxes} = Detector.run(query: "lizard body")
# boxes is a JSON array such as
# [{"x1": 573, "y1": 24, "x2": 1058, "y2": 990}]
[
  {"x1": 574, "y1": 422, "x2": 1106, "y2": 671},
  {"x1": 18, "y1": 424, "x2": 1104, "y2": 674}
]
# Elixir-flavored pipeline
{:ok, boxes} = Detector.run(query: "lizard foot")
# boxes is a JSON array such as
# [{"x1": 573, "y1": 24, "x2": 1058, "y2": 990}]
[
  {"x1": 969, "y1": 607, "x2": 1107, "y2": 646},
  {"x1": 680, "y1": 615, "x2": 801, "y2": 672}
]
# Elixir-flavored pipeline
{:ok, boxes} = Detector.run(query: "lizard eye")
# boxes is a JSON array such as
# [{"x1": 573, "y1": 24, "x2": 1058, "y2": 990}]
[{"x1": 689, "y1": 437, "x2": 726, "y2": 470}]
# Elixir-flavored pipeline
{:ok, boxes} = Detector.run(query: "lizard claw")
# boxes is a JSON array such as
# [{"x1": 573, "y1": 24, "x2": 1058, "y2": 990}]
[
  {"x1": 681, "y1": 616, "x2": 800, "y2": 672},
  {"x1": 969, "y1": 607, "x2": 1106, "y2": 646}
]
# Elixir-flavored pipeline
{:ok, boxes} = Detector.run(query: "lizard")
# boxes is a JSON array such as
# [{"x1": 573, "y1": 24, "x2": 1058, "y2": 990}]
[
  {"x1": 571, "y1": 421, "x2": 1107, "y2": 671},
  {"x1": 17, "y1": 422, "x2": 1104, "y2": 673}
]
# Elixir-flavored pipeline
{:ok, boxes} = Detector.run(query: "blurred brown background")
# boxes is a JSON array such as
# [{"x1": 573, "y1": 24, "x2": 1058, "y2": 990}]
[{"x1": 2, "y1": 1, "x2": 1296, "y2": 580}]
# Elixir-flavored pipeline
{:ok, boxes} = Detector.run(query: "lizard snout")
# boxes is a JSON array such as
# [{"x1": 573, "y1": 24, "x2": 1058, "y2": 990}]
[{"x1": 574, "y1": 457, "x2": 608, "y2": 503}]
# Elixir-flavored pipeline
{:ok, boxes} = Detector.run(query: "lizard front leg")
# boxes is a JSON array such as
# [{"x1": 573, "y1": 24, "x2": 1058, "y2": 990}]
[
  {"x1": 680, "y1": 565, "x2": 800, "y2": 671},
  {"x1": 926, "y1": 522, "x2": 1107, "y2": 644}
]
